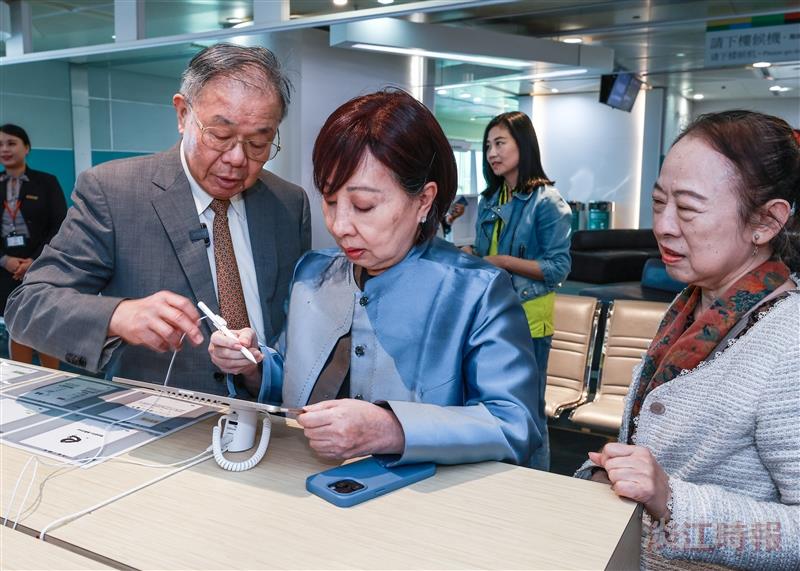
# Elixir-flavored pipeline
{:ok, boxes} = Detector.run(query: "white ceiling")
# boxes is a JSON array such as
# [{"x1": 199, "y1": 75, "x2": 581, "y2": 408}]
[{"x1": 4, "y1": 0, "x2": 798, "y2": 120}]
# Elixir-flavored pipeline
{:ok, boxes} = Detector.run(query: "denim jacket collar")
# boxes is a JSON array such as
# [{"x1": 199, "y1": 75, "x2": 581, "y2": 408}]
[
  {"x1": 485, "y1": 186, "x2": 536, "y2": 224},
  {"x1": 474, "y1": 183, "x2": 573, "y2": 301},
  {"x1": 485, "y1": 186, "x2": 536, "y2": 205}
]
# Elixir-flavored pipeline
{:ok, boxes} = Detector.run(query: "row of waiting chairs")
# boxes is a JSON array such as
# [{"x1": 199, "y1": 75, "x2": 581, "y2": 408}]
[{"x1": 544, "y1": 294, "x2": 669, "y2": 433}]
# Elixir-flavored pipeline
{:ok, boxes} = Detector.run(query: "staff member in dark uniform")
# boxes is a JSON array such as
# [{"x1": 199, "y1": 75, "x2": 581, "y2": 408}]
[{"x1": 0, "y1": 124, "x2": 67, "y2": 368}]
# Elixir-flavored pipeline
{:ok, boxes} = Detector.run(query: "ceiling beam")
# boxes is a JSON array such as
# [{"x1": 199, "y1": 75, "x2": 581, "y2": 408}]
[
  {"x1": 5, "y1": 0, "x2": 32, "y2": 57},
  {"x1": 114, "y1": 0, "x2": 144, "y2": 42},
  {"x1": 253, "y1": 0, "x2": 289, "y2": 25}
]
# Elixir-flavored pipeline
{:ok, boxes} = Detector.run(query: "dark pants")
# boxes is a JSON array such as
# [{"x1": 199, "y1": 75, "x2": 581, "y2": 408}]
[{"x1": 530, "y1": 335, "x2": 552, "y2": 471}]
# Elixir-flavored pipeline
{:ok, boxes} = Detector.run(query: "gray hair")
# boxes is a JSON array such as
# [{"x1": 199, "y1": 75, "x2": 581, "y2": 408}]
[{"x1": 180, "y1": 43, "x2": 292, "y2": 120}]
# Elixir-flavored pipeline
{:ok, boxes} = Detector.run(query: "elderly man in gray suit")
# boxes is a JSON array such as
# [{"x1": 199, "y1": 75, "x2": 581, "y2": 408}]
[{"x1": 5, "y1": 43, "x2": 311, "y2": 394}]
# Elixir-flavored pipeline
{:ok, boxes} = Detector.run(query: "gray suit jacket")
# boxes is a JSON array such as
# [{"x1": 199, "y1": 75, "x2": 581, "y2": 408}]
[{"x1": 5, "y1": 145, "x2": 311, "y2": 393}]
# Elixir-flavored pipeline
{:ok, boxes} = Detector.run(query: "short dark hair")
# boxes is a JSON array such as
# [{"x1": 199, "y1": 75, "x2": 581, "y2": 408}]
[
  {"x1": 676, "y1": 110, "x2": 800, "y2": 271},
  {"x1": 482, "y1": 111, "x2": 553, "y2": 197},
  {"x1": 0, "y1": 124, "x2": 31, "y2": 148},
  {"x1": 312, "y1": 89, "x2": 457, "y2": 244},
  {"x1": 180, "y1": 43, "x2": 292, "y2": 120}
]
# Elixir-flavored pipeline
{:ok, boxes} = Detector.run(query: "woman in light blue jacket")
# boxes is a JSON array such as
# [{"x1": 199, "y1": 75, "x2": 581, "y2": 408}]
[
  {"x1": 467, "y1": 112, "x2": 572, "y2": 470},
  {"x1": 209, "y1": 90, "x2": 545, "y2": 468}
]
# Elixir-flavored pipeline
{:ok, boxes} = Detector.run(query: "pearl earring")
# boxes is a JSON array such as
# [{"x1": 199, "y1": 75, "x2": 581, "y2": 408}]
[
  {"x1": 420, "y1": 216, "x2": 427, "y2": 224},
  {"x1": 752, "y1": 233, "x2": 760, "y2": 257}
]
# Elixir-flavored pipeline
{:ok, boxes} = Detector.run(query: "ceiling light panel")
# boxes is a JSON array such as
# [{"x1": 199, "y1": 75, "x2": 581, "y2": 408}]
[
  {"x1": 331, "y1": 18, "x2": 613, "y2": 72},
  {"x1": 351, "y1": 43, "x2": 531, "y2": 68}
]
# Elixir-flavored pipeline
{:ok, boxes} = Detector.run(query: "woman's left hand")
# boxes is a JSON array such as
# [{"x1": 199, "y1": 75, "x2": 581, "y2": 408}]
[
  {"x1": 588, "y1": 443, "x2": 672, "y2": 522},
  {"x1": 296, "y1": 399, "x2": 405, "y2": 460}
]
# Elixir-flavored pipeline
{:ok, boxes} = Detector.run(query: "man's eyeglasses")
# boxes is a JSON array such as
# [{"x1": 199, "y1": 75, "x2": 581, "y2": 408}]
[{"x1": 186, "y1": 103, "x2": 280, "y2": 162}]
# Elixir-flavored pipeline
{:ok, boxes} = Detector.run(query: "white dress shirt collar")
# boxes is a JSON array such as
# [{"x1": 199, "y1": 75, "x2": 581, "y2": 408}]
[{"x1": 180, "y1": 141, "x2": 245, "y2": 220}]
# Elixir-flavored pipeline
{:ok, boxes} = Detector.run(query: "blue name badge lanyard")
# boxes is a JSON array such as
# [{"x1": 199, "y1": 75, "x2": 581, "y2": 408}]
[{"x1": 3, "y1": 196, "x2": 27, "y2": 249}]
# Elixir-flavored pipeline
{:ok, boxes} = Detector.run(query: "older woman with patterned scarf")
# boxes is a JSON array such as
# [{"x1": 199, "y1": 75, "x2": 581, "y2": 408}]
[{"x1": 576, "y1": 110, "x2": 799, "y2": 570}]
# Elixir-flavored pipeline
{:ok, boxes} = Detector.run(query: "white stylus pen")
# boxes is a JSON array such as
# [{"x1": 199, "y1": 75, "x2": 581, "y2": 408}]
[{"x1": 198, "y1": 301, "x2": 258, "y2": 365}]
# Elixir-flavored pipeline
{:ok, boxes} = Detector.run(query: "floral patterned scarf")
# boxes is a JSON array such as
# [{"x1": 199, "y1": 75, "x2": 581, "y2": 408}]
[{"x1": 628, "y1": 259, "x2": 790, "y2": 442}]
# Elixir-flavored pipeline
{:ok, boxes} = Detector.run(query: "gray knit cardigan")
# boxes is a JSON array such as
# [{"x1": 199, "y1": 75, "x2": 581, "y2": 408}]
[{"x1": 576, "y1": 290, "x2": 800, "y2": 570}]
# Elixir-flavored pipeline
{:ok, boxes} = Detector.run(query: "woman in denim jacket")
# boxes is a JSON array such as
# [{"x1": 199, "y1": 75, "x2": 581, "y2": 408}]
[{"x1": 466, "y1": 111, "x2": 572, "y2": 470}]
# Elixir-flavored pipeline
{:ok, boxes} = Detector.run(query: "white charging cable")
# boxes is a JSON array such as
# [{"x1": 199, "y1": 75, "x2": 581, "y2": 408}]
[
  {"x1": 4, "y1": 323, "x2": 215, "y2": 531},
  {"x1": 5, "y1": 446, "x2": 217, "y2": 533},
  {"x1": 67, "y1": 325, "x2": 198, "y2": 468},
  {"x1": 38, "y1": 450, "x2": 212, "y2": 540},
  {"x1": 211, "y1": 411, "x2": 271, "y2": 472},
  {"x1": 4, "y1": 456, "x2": 39, "y2": 529}
]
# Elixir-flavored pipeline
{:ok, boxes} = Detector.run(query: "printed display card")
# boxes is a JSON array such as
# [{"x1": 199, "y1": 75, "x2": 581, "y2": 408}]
[
  {"x1": 0, "y1": 360, "x2": 57, "y2": 388},
  {"x1": 0, "y1": 397, "x2": 64, "y2": 434},
  {"x1": 1, "y1": 374, "x2": 217, "y2": 466},
  {"x1": 10, "y1": 377, "x2": 125, "y2": 409},
  {"x1": 86, "y1": 393, "x2": 214, "y2": 433}
]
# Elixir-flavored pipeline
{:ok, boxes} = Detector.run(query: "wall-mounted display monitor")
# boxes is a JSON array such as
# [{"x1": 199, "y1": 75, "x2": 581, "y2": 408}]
[{"x1": 599, "y1": 73, "x2": 642, "y2": 112}]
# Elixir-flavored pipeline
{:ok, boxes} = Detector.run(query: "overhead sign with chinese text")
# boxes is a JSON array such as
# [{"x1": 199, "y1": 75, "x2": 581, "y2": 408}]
[{"x1": 705, "y1": 13, "x2": 800, "y2": 66}]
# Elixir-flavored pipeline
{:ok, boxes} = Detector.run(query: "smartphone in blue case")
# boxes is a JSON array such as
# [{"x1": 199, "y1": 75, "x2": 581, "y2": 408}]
[{"x1": 306, "y1": 456, "x2": 436, "y2": 508}]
